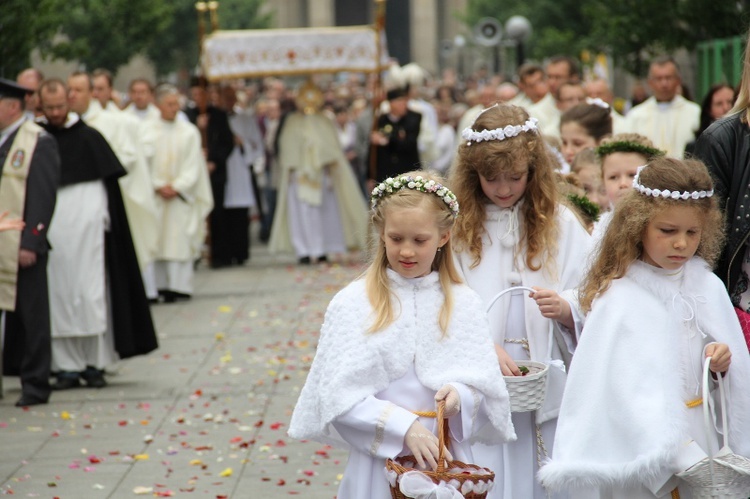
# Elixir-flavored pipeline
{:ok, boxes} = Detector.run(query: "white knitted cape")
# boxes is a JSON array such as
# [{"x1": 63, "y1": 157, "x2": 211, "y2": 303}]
[{"x1": 289, "y1": 270, "x2": 517, "y2": 448}]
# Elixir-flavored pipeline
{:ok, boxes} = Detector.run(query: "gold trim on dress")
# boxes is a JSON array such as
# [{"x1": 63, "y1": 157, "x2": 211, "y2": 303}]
[{"x1": 370, "y1": 402, "x2": 395, "y2": 456}]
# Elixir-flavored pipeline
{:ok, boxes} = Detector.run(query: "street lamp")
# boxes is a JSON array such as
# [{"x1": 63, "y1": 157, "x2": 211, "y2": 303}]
[
  {"x1": 454, "y1": 35, "x2": 466, "y2": 79},
  {"x1": 505, "y1": 15, "x2": 531, "y2": 68}
]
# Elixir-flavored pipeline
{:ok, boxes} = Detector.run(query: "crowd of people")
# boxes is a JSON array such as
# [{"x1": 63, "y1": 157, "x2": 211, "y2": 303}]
[{"x1": 2, "y1": 36, "x2": 750, "y2": 498}]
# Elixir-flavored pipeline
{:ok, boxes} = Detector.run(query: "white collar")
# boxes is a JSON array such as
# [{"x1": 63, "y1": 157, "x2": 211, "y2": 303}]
[
  {"x1": 34, "y1": 112, "x2": 80, "y2": 129},
  {"x1": 627, "y1": 257, "x2": 706, "y2": 302},
  {"x1": 486, "y1": 198, "x2": 524, "y2": 217},
  {"x1": 82, "y1": 100, "x2": 104, "y2": 121},
  {"x1": 385, "y1": 268, "x2": 440, "y2": 290}
]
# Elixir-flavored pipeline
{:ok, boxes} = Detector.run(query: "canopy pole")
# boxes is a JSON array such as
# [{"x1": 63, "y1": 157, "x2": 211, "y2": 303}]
[{"x1": 368, "y1": 0, "x2": 387, "y2": 185}]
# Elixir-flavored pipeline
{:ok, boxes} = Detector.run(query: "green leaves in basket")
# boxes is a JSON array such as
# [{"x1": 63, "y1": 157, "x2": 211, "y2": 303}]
[{"x1": 518, "y1": 365, "x2": 529, "y2": 376}]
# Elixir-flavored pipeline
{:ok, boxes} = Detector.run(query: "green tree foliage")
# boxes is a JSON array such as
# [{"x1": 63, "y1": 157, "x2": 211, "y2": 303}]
[
  {"x1": 0, "y1": 0, "x2": 65, "y2": 78},
  {"x1": 146, "y1": 0, "x2": 273, "y2": 78},
  {"x1": 1, "y1": 0, "x2": 271, "y2": 81},
  {"x1": 582, "y1": 0, "x2": 680, "y2": 76},
  {"x1": 48, "y1": 0, "x2": 172, "y2": 72},
  {"x1": 466, "y1": 0, "x2": 749, "y2": 77}
]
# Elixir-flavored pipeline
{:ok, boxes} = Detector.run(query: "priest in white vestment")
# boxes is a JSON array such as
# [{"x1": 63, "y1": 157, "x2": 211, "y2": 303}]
[
  {"x1": 508, "y1": 63, "x2": 549, "y2": 111},
  {"x1": 269, "y1": 81, "x2": 367, "y2": 264},
  {"x1": 143, "y1": 84, "x2": 213, "y2": 301},
  {"x1": 68, "y1": 73, "x2": 159, "y2": 278},
  {"x1": 123, "y1": 79, "x2": 161, "y2": 121},
  {"x1": 625, "y1": 57, "x2": 700, "y2": 158},
  {"x1": 91, "y1": 69, "x2": 123, "y2": 113},
  {"x1": 528, "y1": 91, "x2": 560, "y2": 138}
]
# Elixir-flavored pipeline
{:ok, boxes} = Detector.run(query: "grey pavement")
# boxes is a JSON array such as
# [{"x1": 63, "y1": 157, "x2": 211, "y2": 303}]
[{"x1": 1, "y1": 241, "x2": 365, "y2": 498}]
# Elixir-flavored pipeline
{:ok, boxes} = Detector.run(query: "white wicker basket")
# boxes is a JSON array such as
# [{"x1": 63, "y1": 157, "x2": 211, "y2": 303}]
[
  {"x1": 503, "y1": 360, "x2": 548, "y2": 412},
  {"x1": 486, "y1": 286, "x2": 550, "y2": 413},
  {"x1": 676, "y1": 358, "x2": 750, "y2": 498}
]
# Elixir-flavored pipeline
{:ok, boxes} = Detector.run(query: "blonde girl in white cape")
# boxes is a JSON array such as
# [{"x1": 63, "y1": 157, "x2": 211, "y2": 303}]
[{"x1": 289, "y1": 171, "x2": 516, "y2": 498}]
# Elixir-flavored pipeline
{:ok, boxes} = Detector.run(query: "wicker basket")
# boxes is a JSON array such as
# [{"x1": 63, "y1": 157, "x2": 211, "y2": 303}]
[
  {"x1": 486, "y1": 286, "x2": 550, "y2": 413},
  {"x1": 504, "y1": 360, "x2": 549, "y2": 412},
  {"x1": 676, "y1": 358, "x2": 750, "y2": 498},
  {"x1": 385, "y1": 401, "x2": 495, "y2": 498}
]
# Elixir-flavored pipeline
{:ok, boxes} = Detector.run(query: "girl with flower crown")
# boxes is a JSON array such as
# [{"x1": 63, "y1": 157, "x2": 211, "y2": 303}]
[
  {"x1": 288, "y1": 170, "x2": 516, "y2": 498},
  {"x1": 559, "y1": 101, "x2": 613, "y2": 215},
  {"x1": 559, "y1": 100, "x2": 612, "y2": 166},
  {"x1": 539, "y1": 157, "x2": 750, "y2": 498},
  {"x1": 450, "y1": 104, "x2": 592, "y2": 499}
]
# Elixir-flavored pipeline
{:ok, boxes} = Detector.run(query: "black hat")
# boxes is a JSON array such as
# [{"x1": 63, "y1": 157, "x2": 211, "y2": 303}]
[
  {"x1": 386, "y1": 85, "x2": 409, "y2": 101},
  {"x1": 0, "y1": 78, "x2": 32, "y2": 101}
]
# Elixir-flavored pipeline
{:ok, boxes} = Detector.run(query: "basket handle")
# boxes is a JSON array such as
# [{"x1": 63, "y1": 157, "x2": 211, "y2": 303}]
[
  {"x1": 702, "y1": 357, "x2": 729, "y2": 452},
  {"x1": 485, "y1": 285, "x2": 557, "y2": 361},
  {"x1": 702, "y1": 357, "x2": 729, "y2": 487},
  {"x1": 436, "y1": 399, "x2": 448, "y2": 474},
  {"x1": 485, "y1": 286, "x2": 537, "y2": 313}
]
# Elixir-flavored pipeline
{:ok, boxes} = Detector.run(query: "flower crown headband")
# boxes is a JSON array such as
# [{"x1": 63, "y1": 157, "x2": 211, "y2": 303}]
[
  {"x1": 461, "y1": 104, "x2": 539, "y2": 146},
  {"x1": 596, "y1": 140, "x2": 665, "y2": 159},
  {"x1": 585, "y1": 97, "x2": 609, "y2": 109},
  {"x1": 370, "y1": 175, "x2": 459, "y2": 217},
  {"x1": 632, "y1": 165, "x2": 714, "y2": 200}
]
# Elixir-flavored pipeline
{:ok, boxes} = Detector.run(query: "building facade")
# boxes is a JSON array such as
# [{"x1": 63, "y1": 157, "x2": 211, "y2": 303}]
[{"x1": 269, "y1": 0, "x2": 468, "y2": 76}]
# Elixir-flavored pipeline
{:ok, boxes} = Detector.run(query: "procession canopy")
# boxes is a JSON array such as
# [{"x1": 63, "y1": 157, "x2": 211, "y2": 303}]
[{"x1": 202, "y1": 25, "x2": 390, "y2": 81}]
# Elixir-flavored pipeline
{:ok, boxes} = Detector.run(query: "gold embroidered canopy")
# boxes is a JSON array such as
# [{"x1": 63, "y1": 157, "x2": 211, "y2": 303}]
[{"x1": 201, "y1": 25, "x2": 390, "y2": 81}]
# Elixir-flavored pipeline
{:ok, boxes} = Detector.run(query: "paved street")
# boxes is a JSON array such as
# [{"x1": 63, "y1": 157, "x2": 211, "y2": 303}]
[{"x1": 0, "y1": 241, "x2": 364, "y2": 498}]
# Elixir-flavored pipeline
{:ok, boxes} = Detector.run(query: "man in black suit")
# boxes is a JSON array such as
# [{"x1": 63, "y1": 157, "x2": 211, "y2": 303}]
[
  {"x1": 185, "y1": 77, "x2": 236, "y2": 268},
  {"x1": 0, "y1": 78, "x2": 61, "y2": 407},
  {"x1": 370, "y1": 86, "x2": 423, "y2": 182}
]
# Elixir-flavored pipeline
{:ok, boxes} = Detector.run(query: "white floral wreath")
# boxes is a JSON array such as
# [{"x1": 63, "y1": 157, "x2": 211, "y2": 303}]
[
  {"x1": 585, "y1": 97, "x2": 609, "y2": 109},
  {"x1": 371, "y1": 175, "x2": 459, "y2": 217},
  {"x1": 461, "y1": 104, "x2": 539, "y2": 146},
  {"x1": 632, "y1": 165, "x2": 714, "y2": 200}
]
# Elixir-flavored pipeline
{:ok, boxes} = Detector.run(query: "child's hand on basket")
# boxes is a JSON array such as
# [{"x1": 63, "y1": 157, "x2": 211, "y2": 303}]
[
  {"x1": 530, "y1": 287, "x2": 574, "y2": 330},
  {"x1": 435, "y1": 385, "x2": 461, "y2": 418},
  {"x1": 705, "y1": 343, "x2": 731, "y2": 374},
  {"x1": 495, "y1": 344, "x2": 522, "y2": 376},
  {"x1": 404, "y1": 420, "x2": 452, "y2": 470}
]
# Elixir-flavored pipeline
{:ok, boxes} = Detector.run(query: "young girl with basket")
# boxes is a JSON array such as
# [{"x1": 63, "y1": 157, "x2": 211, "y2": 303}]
[
  {"x1": 539, "y1": 157, "x2": 750, "y2": 498},
  {"x1": 451, "y1": 103, "x2": 592, "y2": 498},
  {"x1": 289, "y1": 171, "x2": 516, "y2": 498}
]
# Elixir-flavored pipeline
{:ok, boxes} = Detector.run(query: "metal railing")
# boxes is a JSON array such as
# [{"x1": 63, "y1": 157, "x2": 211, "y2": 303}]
[{"x1": 696, "y1": 35, "x2": 745, "y2": 100}]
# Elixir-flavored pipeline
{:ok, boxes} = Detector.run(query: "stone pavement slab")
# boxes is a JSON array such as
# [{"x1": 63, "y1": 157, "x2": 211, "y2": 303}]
[{"x1": 1, "y1": 246, "x2": 361, "y2": 498}]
